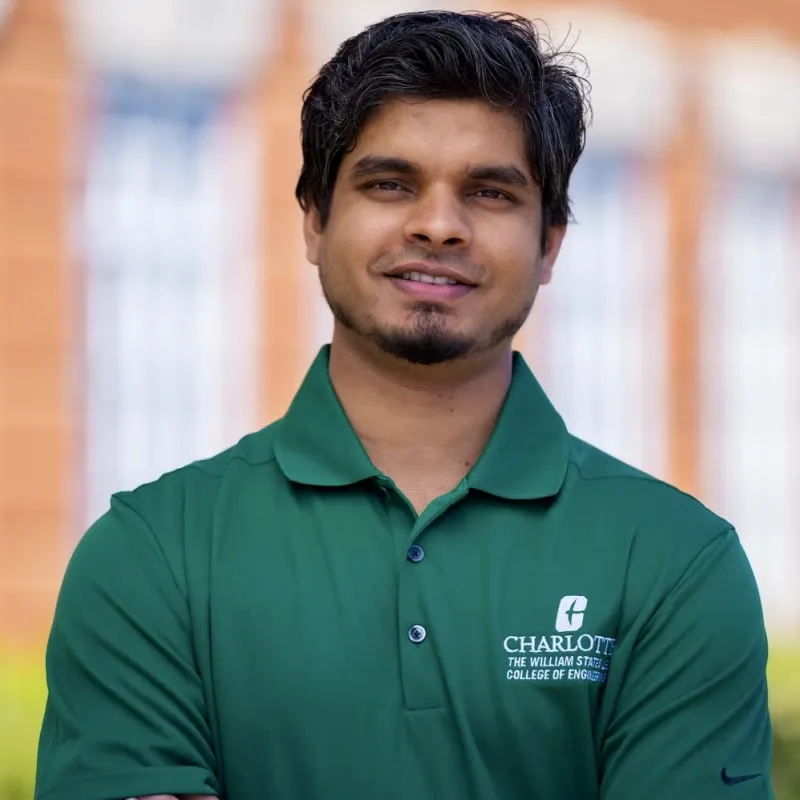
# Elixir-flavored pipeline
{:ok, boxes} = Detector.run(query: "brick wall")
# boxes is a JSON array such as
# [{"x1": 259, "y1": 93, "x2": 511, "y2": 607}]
[
  {"x1": 0, "y1": 0, "x2": 73, "y2": 646},
  {"x1": 0, "y1": 0, "x2": 798, "y2": 646}
]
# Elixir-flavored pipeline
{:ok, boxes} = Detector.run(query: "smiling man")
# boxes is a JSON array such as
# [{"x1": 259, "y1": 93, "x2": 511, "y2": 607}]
[{"x1": 35, "y1": 10, "x2": 773, "y2": 800}]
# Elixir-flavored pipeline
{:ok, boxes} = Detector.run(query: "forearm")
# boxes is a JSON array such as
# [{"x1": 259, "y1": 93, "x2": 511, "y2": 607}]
[{"x1": 137, "y1": 795, "x2": 217, "y2": 799}]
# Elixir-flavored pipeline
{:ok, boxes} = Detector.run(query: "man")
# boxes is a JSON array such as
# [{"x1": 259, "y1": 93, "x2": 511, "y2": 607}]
[{"x1": 35, "y1": 10, "x2": 773, "y2": 800}]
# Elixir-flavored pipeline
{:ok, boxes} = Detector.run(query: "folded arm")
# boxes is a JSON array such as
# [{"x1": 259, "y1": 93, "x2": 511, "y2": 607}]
[
  {"x1": 138, "y1": 795, "x2": 217, "y2": 799},
  {"x1": 35, "y1": 498, "x2": 221, "y2": 799},
  {"x1": 599, "y1": 529, "x2": 773, "y2": 799}
]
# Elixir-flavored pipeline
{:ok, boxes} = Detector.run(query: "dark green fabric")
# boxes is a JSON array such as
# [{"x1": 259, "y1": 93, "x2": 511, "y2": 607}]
[{"x1": 36, "y1": 347, "x2": 773, "y2": 799}]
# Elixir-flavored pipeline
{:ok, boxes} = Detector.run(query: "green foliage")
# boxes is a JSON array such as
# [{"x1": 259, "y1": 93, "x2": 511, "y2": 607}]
[
  {"x1": 0, "y1": 648, "x2": 46, "y2": 800},
  {"x1": 769, "y1": 645, "x2": 800, "y2": 799},
  {"x1": 0, "y1": 645, "x2": 798, "y2": 799}
]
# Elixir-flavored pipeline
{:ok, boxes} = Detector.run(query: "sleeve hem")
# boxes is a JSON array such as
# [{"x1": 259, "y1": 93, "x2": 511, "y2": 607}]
[{"x1": 36, "y1": 766, "x2": 219, "y2": 800}]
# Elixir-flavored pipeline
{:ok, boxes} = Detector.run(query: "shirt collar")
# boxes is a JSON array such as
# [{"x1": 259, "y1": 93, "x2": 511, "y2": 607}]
[
  {"x1": 465, "y1": 351, "x2": 571, "y2": 500},
  {"x1": 274, "y1": 346, "x2": 570, "y2": 500},
  {"x1": 274, "y1": 347, "x2": 379, "y2": 487}
]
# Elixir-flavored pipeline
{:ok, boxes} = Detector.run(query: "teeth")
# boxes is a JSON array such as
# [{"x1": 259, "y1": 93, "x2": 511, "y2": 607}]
[{"x1": 401, "y1": 271, "x2": 458, "y2": 285}]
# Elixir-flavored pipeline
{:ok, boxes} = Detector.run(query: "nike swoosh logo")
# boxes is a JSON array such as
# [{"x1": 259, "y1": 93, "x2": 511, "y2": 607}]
[{"x1": 721, "y1": 768, "x2": 762, "y2": 785}]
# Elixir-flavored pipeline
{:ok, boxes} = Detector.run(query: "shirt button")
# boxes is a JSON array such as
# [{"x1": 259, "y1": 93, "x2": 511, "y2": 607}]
[
  {"x1": 407, "y1": 544, "x2": 425, "y2": 563},
  {"x1": 408, "y1": 624, "x2": 427, "y2": 644}
]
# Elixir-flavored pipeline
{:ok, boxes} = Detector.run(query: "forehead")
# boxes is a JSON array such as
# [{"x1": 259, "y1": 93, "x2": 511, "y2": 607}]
[{"x1": 342, "y1": 98, "x2": 529, "y2": 175}]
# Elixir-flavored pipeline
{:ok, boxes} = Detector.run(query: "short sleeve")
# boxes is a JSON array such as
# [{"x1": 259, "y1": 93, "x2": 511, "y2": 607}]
[
  {"x1": 599, "y1": 528, "x2": 773, "y2": 798},
  {"x1": 35, "y1": 496, "x2": 220, "y2": 800}
]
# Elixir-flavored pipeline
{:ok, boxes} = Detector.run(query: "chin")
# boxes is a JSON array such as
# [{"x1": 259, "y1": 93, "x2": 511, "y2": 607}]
[{"x1": 370, "y1": 327, "x2": 476, "y2": 366}]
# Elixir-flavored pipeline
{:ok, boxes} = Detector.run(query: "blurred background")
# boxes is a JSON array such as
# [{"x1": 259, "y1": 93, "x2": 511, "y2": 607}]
[{"x1": 0, "y1": 0, "x2": 798, "y2": 796}]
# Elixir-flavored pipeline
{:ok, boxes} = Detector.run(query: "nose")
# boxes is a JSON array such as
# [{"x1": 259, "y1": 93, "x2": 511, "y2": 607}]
[{"x1": 403, "y1": 186, "x2": 471, "y2": 249}]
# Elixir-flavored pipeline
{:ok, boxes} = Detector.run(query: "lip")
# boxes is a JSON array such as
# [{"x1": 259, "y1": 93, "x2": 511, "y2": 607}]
[
  {"x1": 384, "y1": 262, "x2": 477, "y2": 287},
  {"x1": 384, "y1": 261, "x2": 476, "y2": 302},
  {"x1": 388, "y1": 276, "x2": 474, "y2": 302}
]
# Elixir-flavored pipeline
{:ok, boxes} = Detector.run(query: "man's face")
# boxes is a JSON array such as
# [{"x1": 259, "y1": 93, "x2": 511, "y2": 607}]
[{"x1": 304, "y1": 98, "x2": 565, "y2": 366}]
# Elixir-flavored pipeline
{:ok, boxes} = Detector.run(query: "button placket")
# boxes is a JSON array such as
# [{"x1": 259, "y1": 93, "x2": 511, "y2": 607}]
[{"x1": 398, "y1": 526, "x2": 446, "y2": 710}]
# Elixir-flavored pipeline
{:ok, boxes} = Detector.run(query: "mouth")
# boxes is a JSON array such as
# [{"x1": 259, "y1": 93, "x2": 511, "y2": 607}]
[
  {"x1": 397, "y1": 270, "x2": 463, "y2": 286},
  {"x1": 385, "y1": 264, "x2": 476, "y2": 301},
  {"x1": 385, "y1": 262, "x2": 477, "y2": 288}
]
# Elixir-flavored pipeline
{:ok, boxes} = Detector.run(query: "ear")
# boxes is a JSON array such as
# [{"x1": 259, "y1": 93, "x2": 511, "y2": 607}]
[
  {"x1": 538, "y1": 224, "x2": 567, "y2": 285},
  {"x1": 303, "y1": 205, "x2": 323, "y2": 266}
]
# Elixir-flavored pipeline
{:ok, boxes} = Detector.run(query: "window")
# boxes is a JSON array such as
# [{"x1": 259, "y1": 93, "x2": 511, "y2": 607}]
[
  {"x1": 700, "y1": 172, "x2": 800, "y2": 631},
  {"x1": 522, "y1": 152, "x2": 668, "y2": 478},
  {"x1": 78, "y1": 75, "x2": 259, "y2": 525}
]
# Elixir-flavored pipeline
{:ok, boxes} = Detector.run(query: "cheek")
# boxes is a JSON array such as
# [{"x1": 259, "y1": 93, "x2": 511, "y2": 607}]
[
  {"x1": 323, "y1": 211, "x2": 378, "y2": 268},
  {"x1": 490, "y1": 248, "x2": 541, "y2": 296},
  {"x1": 480, "y1": 224, "x2": 541, "y2": 282},
  {"x1": 318, "y1": 225, "x2": 380, "y2": 307}
]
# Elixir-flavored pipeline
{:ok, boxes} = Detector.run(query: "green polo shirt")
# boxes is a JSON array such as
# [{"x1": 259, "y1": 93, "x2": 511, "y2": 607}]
[{"x1": 36, "y1": 346, "x2": 773, "y2": 800}]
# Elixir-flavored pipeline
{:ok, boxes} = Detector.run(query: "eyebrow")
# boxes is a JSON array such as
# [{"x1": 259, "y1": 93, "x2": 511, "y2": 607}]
[
  {"x1": 466, "y1": 164, "x2": 530, "y2": 190},
  {"x1": 350, "y1": 156, "x2": 419, "y2": 179},
  {"x1": 349, "y1": 155, "x2": 531, "y2": 190}
]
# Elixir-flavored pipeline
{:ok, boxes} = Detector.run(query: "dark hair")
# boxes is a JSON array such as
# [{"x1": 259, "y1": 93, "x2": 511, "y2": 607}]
[{"x1": 295, "y1": 10, "x2": 591, "y2": 238}]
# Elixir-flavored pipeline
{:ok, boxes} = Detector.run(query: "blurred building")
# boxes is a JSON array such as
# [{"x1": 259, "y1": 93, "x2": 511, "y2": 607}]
[{"x1": 0, "y1": 0, "x2": 798, "y2": 647}]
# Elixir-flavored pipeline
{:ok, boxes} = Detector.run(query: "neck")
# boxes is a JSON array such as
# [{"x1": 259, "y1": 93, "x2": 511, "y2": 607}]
[{"x1": 328, "y1": 326, "x2": 514, "y2": 485}]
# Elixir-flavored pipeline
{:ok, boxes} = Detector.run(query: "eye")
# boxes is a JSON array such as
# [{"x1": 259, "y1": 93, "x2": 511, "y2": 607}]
[
  {"x1": 474, "y1": 187, "x2": 514, "y2": 202},
  {"x1": 368, "y1": 180, "x2": 408, "y2": 193}
]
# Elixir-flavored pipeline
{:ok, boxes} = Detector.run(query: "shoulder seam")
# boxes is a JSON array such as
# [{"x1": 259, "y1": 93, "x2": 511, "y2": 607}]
[
  {"x1": 569, "y1": 457, "x2": 711, "y2": 509},
  {"x1": 185, "y1": 452, "x2": 279, "y2": 479},
  {"x1": 660, "y1": 523, "x2": 737, "y2": 600},
  {"x1": 113, "y1": 494, "x2": 188, "y2": 602},
  {"x1": 630, "y1": 524, "x2": 737, "y2": 649}
]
